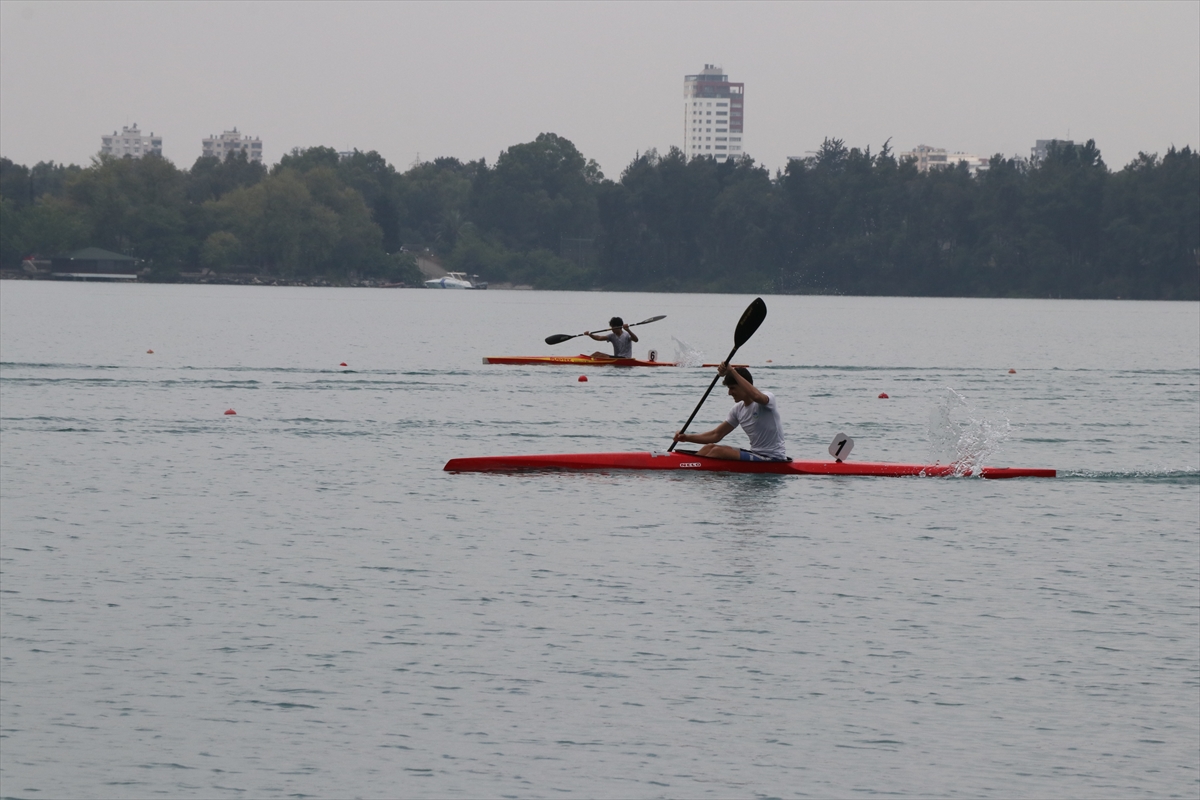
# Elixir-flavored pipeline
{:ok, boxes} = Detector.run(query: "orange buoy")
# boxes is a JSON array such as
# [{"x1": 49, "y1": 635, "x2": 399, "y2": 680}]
[
  {"x1": 878, "y1": 392, "x2": 889, "y2": 399},
  {"x1": 1008, "y1": 368, "x2": 1016, "y2": 374},
  {"x1": 766, "y1": 359, "x2": 773, "y2": 363},
  {"x1": 340, "y1": 362, "x2": 348, "y2": 367},
  {"x1": 224, "y1": 409, "x2": 237, "y2": 415},
  {"x1": 146, "y1": 349, "x2": 154, "y2": 354},
  {"x1": 578, "y1": 375, "x2": 588, "y2": 382}
]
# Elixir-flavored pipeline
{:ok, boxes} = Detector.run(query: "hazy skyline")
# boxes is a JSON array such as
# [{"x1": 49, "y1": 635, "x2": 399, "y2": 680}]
[{"x1": 1, "y1": 0, "x2": 1197, "y2": 177}]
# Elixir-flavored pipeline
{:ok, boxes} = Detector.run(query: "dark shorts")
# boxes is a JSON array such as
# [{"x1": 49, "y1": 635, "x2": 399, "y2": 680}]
[{"x1": 739, "y1": 449, "x2": 789, "y2": 462}]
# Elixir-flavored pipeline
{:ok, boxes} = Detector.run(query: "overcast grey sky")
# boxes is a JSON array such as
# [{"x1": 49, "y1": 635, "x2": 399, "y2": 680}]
[{"x1": 1, "y1": 0, "x2": 1197, "y2": 177}]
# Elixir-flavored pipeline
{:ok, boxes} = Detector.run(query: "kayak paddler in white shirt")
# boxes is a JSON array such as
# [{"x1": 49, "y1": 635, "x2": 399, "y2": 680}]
[
  {"x1": 672, "y1": 364, "x2": 789, "y2": 461},
  {"x1": 587, "y1": 317, "x2": 639, "y2": 360}
]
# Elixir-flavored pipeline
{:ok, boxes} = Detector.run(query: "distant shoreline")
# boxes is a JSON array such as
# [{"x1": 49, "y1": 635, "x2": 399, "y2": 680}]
[
  {"x1": 0, "y1": 272, "x2": 534, "y2": 290},
  {"x1": 1, "y1": 273, "x2": 1180, "y2": 300}
]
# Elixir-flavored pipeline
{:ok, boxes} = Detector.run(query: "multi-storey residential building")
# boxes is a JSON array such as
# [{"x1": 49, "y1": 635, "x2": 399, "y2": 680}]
[
  {"x1": 1031, "y1": 139, "x2": 1074, "y2": 163},
  {"x1": 202, "y1": 128, "x2": 263, "y2": 163},
  {"x1": 100, "y1": 125, "x2": 162, "y2": 159},
  {"x1": 899, "y1": 144, "x2": 990, "y2": 174},
  {"x1": 683, "y1": 65, "x2": 744, "y2": 163}
]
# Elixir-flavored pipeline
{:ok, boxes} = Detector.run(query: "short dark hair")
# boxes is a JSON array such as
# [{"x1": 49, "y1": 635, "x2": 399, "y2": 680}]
[
  {"x1": 722, "y1": 366, "x2": 753, "y2": 386},
  {"x1": 609, "y1": 317, "x2": 623, "y2": 327}
]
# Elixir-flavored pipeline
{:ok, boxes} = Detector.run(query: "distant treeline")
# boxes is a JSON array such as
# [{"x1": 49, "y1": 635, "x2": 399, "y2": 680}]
[{"x1": 1, "y1": 134, "x2": 1197, "y2": 298}]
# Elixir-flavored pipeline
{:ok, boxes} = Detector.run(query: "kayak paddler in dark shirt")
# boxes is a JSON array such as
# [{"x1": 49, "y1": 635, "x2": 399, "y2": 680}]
[
  {"x1": 672, "y1": 364, "x2": 788, "y2": 461},
  {"x1": 587, "y1": 317, "x2": 639, "y2": 360}
]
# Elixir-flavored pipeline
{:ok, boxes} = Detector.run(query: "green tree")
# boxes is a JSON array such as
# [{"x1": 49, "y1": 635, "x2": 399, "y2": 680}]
[
  {"x1": 0, "y1": 158, "x2": 33, "y2": 207},
  {"x1": 274, "y1": 146, "x2": 341, "y2": 175},
  {"x1": 301, "y1": 166, "x2": 386, "y2": 276},
  {"x1": 1101, "y1": 146, "x2": 1200, "y2": 299},
  {"x1": 187, "y1": 150, "x2": 266, "y2": 203},
  {"x1": 396, "y1": 157, "x2": 477, "y2": 251},
  {"x1": 335, "y1": 150, "x2": 403, "y2": 253},
  {"x1": 380, "y1": 251, "x2": 424, "y2": 285},
  {"x1": 204, "y1": 166, "x2": 385, "y2": 279},
  {"x1": 473, "y1": 133, "x2": 602, "y2": 255},
  {"x1": 2, "y1": 132, "x2": 1195, "y2": 297},
  {"x1": 64, "y1": 153, "x2": 190, "y2": 268},
  {"x1": 199, "y1": 230, "x2": 243, "y2": 270},
  {"x1": 207, "y1": 169, "x2": 340, "y2": 276}
]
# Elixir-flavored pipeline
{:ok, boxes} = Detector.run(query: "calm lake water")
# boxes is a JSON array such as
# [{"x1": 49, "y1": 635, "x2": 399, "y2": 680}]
[{"x1": 1, "y1": 282, "x2": 1197, "y2": 799}]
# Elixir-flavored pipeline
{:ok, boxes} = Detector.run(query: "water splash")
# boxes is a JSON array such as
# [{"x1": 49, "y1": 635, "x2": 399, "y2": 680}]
[
  {"x1": 1058, "y1": 468, "x2": 1199, "y2": 483},
  {"x1": 672, "y1": 337, "x2": 705, "y2": 368},
  {"x1": 927, "y1": 388, "x2": 1011, "y2": 476}
]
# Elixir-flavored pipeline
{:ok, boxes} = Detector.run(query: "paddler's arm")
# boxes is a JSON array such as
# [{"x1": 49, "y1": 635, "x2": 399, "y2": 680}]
[
  {"x1": 719, "y1": 362, "x2": 769, "y2": 405},
  {"x1": 626, "y1": 324, "x2": 638, "y2": 343},
  {"x1": 585, "y1": 331, "x2": 608, "y2": 342},
  {"x1": 674, "y1": 421, "x2": 734, "y2": 445}
]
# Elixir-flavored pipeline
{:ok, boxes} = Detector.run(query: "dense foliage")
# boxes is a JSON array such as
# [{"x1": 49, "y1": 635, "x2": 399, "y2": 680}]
[{"x1": 1, "y1": 133, "x2": 1196, "y2": 298}]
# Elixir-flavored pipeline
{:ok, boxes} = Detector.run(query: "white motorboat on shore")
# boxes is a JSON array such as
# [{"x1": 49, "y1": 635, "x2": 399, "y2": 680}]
[{"x1": 423, "y1": 272, "x2": 487, "y2": 289}]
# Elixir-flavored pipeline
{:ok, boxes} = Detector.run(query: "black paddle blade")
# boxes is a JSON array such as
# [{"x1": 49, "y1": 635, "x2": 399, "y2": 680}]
[
  {"x1": 667, "y1": 299, "x2": 763, "y2": 452},
  {"x1": 733, "y1": 298, "x2": 767, "y2": 348},
  {"x1": 546, "y1": 315, "x2": 664, "y2": 345}
]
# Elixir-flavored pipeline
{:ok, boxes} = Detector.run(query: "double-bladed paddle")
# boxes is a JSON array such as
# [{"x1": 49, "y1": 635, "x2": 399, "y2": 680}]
[
  {"x1": 545, "y1": 315, "x2": 667, "y2": 346},
  {"x1": 668, "y1": 297, "x2": 767, "y2": 452}
]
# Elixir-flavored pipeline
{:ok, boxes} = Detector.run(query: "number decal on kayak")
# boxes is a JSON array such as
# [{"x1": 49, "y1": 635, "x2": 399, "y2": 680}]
[{"x1": 828, "y1": 432, "x2": 855, "y2": 462}]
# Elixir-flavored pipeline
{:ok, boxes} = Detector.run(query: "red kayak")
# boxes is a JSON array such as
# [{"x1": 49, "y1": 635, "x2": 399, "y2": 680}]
[
  {"x1": 483, "y1": 354, "x2": 741, "y2": 368},
  {"x1": 443, "y1": 450, "x2": 1056, "y2": 479}
]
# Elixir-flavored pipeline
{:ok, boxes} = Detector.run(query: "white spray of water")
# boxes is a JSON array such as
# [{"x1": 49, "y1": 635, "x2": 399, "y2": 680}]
[
  {"x1": 672, "y1": 336, "x2": 705, "y2": 368},
  {"x1": 927, "y1": 388, "x2": 1012, "y2": 476}
]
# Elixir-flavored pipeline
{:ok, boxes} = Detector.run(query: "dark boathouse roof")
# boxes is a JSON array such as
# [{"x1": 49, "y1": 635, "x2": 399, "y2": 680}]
[{"x1": 51, "y1": 247, "x2": 140, "y2": 280}]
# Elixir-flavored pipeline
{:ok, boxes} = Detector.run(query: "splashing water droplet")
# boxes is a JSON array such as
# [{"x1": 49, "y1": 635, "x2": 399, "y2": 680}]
[
  {"x1": 927, "y1": 388, "x2": 1011, "y2": 476},
  {"x1": 672, "y1": 336, "x2": 705, "y2": 368}
]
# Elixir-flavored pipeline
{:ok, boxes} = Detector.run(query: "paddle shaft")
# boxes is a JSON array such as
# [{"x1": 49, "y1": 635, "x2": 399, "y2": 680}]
[
  {"x1": 667, "y1": 345, "x2": 740, "y2": 452},
  {"x1": 546, "y1": 315, "x2": 665, "y2": 345},
  {"x1": 667, "y1": 297, "x2": 766, "y2": 453}
]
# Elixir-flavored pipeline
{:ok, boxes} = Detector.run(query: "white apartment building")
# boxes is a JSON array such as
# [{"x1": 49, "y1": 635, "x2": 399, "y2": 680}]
[
  {"x1": 100, "y1": 125, "x2": 162, "y2": 159},
  {"x1": 683, "y1": 65, "x2": 744, "y2": 163},
  {"x1": 202, "y1": 128, "x2": 263, "y2": 163},
  {"x1": 899, "y1": 144, "x2": 990, "y2": 175}
]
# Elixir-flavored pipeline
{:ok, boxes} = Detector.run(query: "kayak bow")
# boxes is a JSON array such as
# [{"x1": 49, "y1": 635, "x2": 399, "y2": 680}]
[{"x1": 443, "y1": 451, "x2": 1056, "y2": 478}]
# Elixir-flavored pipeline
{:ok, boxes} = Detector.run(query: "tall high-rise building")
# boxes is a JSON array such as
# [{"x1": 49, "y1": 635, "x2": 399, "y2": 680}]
[
  {"x1": 100, "y1": 125, "x2": 162, "y2": 159},
  {"x1": 202, "y1": 128, "x2": 263, "y2": 163},
  {"x1": 683, "y1": 65, "x2": 744, "y2": 163}
]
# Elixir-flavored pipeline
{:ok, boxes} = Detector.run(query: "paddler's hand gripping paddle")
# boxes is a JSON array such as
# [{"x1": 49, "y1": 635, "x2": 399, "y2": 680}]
[
  {"x1": 669, "y1": 297, "x2": 767, "y2": 452},
  {"x1": 545, "y1": 315, "x2": 667, "y2": 345}
]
